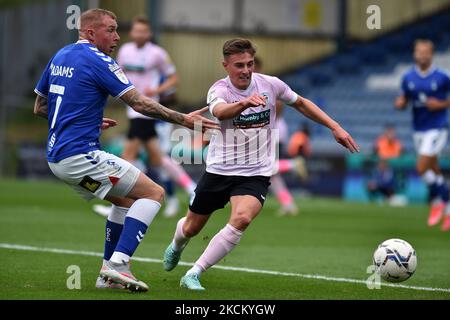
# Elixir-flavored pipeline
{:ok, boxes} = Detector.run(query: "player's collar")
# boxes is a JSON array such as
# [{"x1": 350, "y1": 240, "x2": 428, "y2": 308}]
[
  {"x1": 414, "y1": 64, "x2": 436, "y2": 78},
  {"x1": 76, "y1": 39, "x2": 90, "y2": 44}
]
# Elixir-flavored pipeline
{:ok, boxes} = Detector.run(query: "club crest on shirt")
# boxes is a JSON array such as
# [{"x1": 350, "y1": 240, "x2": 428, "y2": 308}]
[
  {"x1": 431, "y1": 81, "x2": 437, "y2": 91},
  {"x1": 114, "y1": 69, "x2": 129, "y2": 84}
]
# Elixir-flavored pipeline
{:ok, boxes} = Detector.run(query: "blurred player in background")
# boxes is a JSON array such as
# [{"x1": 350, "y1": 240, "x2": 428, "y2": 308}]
[
  {"x1": 162, "y1": 38, "x2": 359, "y2": 290},
  {"x1": 395, "y1": 39, "x2": 450, "y2": 231},
  {"x1": 33, "y1": 8, "x2": 218, "y2": 292},
  {"x1": 92, "y1": 16, "x2": 197, "y2": 219},
  {"x1": 367, "y1": 124, "x2": 404, "y2": 205},
  {"x1": 155, "y1": 80, "x2": 198, "y2": 217},
  {"x1": 374, "y1": 124, "x2": 402, "y2": 160},
  {"x1": 366, "y1": 160, "x2": 396, "y2": 203},
  {"x1": 287, "y1": 122, "x2": 311, "y2": 177},
  {"x1": 254, "y1": 56, "x2": 299, "y2": 216}
]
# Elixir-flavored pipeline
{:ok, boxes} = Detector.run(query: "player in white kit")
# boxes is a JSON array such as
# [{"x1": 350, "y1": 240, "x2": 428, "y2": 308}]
[{"x1": 162, "y1": 39, "x2": 359, "y2": 290}]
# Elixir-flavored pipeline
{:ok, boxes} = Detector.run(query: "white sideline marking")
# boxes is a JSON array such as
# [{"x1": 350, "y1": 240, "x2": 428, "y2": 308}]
[{"x1": 1, "y1": 243, "x2": 450, "y2": 294}]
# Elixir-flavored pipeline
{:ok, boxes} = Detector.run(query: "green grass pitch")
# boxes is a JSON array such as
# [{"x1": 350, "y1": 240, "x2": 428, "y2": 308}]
[{"x1": 1, "y1": 179, "x2": 449, "y2": 300}]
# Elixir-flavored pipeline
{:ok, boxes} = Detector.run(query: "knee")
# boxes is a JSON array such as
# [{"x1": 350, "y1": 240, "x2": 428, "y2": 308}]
[
  {"x1": 231, "y1": 212, "x2": 252, "y2": 230},
  {"x1": 147, "y1": 184, "x2": 165, "y2": 204}
]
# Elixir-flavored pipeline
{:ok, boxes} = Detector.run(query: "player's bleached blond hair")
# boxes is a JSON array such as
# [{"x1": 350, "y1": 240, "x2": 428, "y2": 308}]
[
  {"x1": 79, "y1": 8, "x2": 117, "y2": 31},
  {"x1": 223, "y1": 38, "x2": 256, "y2": 58}
]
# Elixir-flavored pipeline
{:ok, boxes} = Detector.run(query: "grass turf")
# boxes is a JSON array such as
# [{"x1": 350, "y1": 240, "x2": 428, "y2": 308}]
[{"x1": 0, "y1": 179, "x2": 449, "y2": 300}]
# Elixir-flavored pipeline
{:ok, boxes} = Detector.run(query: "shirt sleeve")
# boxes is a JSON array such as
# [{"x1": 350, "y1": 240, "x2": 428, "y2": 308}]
[
  {"x1": 444, "y1": 72, "x2": 450, "y2": 94},
  {"x1": 271, "y1": 76, "x2": 298, "y2": 105},
  {"x1": 157, "y1": 48, "x2": 176, "y2": 77},
  {"x1": 400, "y1": 75, "x2": 408, "y2": 96},
  {"x1": 206, "y1": 83, "x2": 227, "y2": 115},
  {"x1": 90, "y1": 54, "x2": 135, "y2": 98},
  {"x1": 34, "y1": 58, "x2": 53, "y2": 98}
]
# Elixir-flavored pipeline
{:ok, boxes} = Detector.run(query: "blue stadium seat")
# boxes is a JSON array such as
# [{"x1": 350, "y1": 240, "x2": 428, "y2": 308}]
[
  {"x1": 305, "y1": 65, "x2": 335, "y2": 87},
  {"x1": 334, "y1": 54, "x2": 361, "y2": 74},
  {"x1": 356, "y1": 45, "x2": 387, "y2": 65}
]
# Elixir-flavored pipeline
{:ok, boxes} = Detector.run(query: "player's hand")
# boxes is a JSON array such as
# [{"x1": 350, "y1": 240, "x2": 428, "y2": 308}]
[
  {"x1": 101, "y1": 118, "x2": 117, "y2": 130},
  {"x1": 331, "y1": 126, "x2": 360, "y2": 153},
  {"x1": 183, "y1": 106, "x2": 221, "y2": 132},
  {"x1": 394, "y1": 96, "x2": 407, "y2": 109},
  {"x1": 144, "y1": 87, "x2": 157, "y2": 97},
  {"x1": 241, "y1": 94, "x2": 266, "y2": 108},
  {"x1": 426, "y1": 98, "x2": 447, "y2": 111}
]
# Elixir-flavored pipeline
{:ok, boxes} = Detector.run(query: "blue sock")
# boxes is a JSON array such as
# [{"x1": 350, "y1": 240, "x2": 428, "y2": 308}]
[
  {"x1": 438, "y1": 182, "x2": 450, "y2": 202},
  {"x1": 114, "y1": 217, "x2": 148, "y2": 257},
  {"x1": 104, "y1": 220, "x2": 123, "y2": 261},
  {"x1": 429, "y1": 183, "x2": 440, "y2": 200},
  {"x1": 164, "y1": 179, "x2": 175, "y2": 197}
]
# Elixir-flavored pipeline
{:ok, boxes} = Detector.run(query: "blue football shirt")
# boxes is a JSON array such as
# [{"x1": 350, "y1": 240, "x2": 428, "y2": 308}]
[
  {"x1": 34, "y1": 40, "x2": 134, "y2": 162},
  {"x1": 401, "y1": 66, "x2": 450, "y2": 131}
]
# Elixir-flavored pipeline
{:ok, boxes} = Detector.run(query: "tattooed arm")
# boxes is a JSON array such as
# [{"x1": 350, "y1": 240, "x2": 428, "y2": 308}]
[
  {"x1": 34, "y1": 95, "x2": 48, "y2": 119},
  {"x1": 120, "y1": 88, "x2": 184, "y2": 124},
  {"x1": 120, "y1": 88, "x2": 220, "y2": 131}
]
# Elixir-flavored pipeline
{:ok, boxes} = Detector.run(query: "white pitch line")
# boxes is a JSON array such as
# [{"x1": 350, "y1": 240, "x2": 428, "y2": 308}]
[{"x1": 1, "y1": 242, "x2": 450, "y2": 294}]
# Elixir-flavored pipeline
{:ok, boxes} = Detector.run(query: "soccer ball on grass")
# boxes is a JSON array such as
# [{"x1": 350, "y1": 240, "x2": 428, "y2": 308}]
[{"x1": 373, "y1": 238, "x2": 417, "y2": 283}]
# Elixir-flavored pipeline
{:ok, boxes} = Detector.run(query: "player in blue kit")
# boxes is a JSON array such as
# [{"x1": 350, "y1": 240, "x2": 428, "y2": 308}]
[
  {"x1": 33, "y1": 8, "x2": 219, "y2": 292},
  {"x1": 395, "y1": 39, "x2": 450, "y2": 231}
]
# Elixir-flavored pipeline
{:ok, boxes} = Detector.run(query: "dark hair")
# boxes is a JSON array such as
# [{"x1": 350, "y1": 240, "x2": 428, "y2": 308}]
[{"x1": 223, "y1": 38, "x2": 256, "y2": 58}]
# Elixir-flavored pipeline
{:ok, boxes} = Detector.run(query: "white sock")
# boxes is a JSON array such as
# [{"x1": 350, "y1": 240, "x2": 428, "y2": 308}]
[
  {"x1": 172, "y1": 217, "x2": 190, "y2": 251},
  {"x1": 110, "y1": 251, "x2": 130, "y2": 264},
  {"x1": 108, "y1": 205, "x2": 128, "y2": 224},
  {"x1": 186, "y1": 264, "x2": 204, "y2": 277}
]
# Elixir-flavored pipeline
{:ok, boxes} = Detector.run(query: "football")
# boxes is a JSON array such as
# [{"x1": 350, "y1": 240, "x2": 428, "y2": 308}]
[{"x1": 373, "y1": 238, "x2": 417, "y2": 283}]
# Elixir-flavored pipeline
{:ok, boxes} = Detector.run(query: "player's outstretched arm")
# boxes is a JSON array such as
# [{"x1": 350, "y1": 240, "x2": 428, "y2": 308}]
[
  {"x1": 290, "y1": 96, "x2": 360, "y2": 153},
  {"x1": 425, "y1": 97, "x2": 450, "y2": 111},
  {"x1": 394, "y1": 95, "x2": 408, "y2": 110},
  {"x1": 33, "y1": 95, "x2": 48, "y2": 119},
  {"x1": 121, "y1": 88, "x2": 220, "y2": 131},
  {"x1": 212, "y1": 94, "x2": 266, "y2": 120}
]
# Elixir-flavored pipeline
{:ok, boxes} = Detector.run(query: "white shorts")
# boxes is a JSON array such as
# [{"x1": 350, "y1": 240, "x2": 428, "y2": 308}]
[
  {"x1": 48, "y1": 150, "x2": 140, "y2": 201},
  {"x1": 413, "y1": 129, "x2": 448, "y2": 157}
]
